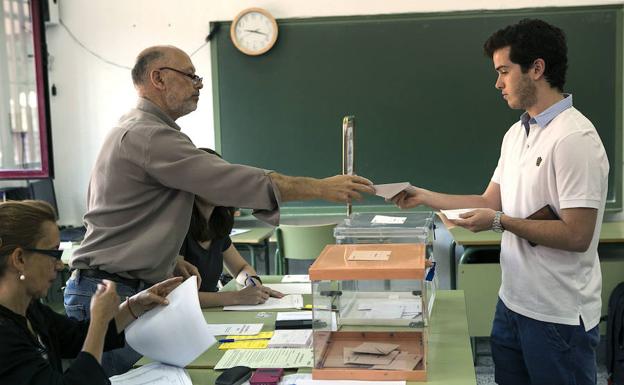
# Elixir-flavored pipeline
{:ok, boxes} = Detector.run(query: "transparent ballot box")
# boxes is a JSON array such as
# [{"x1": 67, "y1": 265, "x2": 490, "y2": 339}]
[
  {"x1": 309, "y1": 243, "x2": 432, "y2": 381},
  {"x1": 334, "y1": 212, "x2": 434, "y2": 245}
]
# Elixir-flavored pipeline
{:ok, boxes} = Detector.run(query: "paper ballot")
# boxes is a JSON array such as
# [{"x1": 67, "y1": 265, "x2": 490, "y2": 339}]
[
  {"x1": 109, "y1": 363, "x2": 192, "y2": 385},
  {"x1": 373, "y1": 182, "x2": 412, "y2": 200},
  {"x1": 440, "y1": 208, "x2": 480, "y2": 220},
  {"x1": 125, "y1": 277, "x2": 216, "y2": 367}
]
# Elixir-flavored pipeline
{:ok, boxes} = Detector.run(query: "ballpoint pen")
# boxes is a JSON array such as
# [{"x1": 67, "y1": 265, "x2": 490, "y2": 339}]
[
  {"x1": 245, "y1": 273, "x2": 257, "y2": 287},
  {"x1": 218, "y1": 337, "x2": 270, "y2": 343}
]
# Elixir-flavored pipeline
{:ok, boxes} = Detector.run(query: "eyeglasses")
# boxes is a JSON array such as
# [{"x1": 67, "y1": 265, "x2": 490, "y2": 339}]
[
  {"x1": 158, "y1": 67, "x2": 203, "y2": 86},
  {"x1": 24, "y1": 248, "x2": 63, "y2": 260}
]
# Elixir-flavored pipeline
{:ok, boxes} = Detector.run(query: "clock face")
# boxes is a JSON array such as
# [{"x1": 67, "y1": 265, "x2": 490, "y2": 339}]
[{"x1": 231, "y1": 8, "x2": 278, "y2": 56}]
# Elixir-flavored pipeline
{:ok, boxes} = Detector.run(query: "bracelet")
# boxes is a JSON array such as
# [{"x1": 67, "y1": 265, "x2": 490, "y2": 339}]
[
  {"x1": 126, "y1": 296, "x2": 139, "y2": 319},
  {"x1": 249, "y1": 275, "x2": 262, "y2": 285}
]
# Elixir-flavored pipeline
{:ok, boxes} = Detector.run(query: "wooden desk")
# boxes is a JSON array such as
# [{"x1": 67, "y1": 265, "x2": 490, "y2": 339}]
[
  {"x1": 231, "y1": 227, "x2": 274, "y2": 274},
  {"x1": 140, "y1": 288, "x2": 476, "y2": 384},
  {"x1": 448, "y1": 221, "x2": 624, "y2": 340}
]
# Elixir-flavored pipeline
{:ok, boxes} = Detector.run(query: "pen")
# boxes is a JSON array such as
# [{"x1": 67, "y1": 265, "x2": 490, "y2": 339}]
[
  {"x1": 218, "y1": 337, "x2": 270, "y2": 343},
  {"x1": 245, "y1": 273, "x2": 257, "y2": 287}
]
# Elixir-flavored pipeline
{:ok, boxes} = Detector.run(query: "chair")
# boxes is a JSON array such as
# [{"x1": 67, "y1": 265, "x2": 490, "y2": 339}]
[{"x1": 275, "y1": 223, "x2": 337, "y2": 275}]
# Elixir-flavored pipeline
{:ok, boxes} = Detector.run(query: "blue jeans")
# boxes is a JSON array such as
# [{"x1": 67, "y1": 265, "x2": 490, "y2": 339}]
[
  {"x1": 491, "y1": 298, "x2": 599, "y2": 385},
  {"x1": 64, "y1": 270, "x2": 146, "y2": 377}
]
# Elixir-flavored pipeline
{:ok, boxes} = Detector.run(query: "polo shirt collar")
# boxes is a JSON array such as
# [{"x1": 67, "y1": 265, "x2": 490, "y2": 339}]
[
  {"x1": 136, "y1": 97, "x2": 183, "y2": 131},
  {"x1": 520, "y1": 93, "x2": 573, "y2": 135}
]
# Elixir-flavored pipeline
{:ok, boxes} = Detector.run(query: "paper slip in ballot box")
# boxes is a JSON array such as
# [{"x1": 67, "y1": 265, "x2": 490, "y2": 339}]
[{"x1": 308, "y1": 243, "x2": 429, "y2": 381}]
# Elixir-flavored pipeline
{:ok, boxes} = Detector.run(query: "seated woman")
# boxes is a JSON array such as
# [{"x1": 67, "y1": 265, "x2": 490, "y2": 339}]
[
  {"x1": 0, "y1": 200, "x2": 181, "y2": 385},
  {"x1": 181, "y1": 203, "x2": 283, "y2": 307}
]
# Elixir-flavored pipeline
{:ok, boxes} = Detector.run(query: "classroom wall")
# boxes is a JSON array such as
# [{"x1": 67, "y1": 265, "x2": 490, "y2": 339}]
[{"x1": 46, "y1": 0, "x2": 624, "y2": 226}]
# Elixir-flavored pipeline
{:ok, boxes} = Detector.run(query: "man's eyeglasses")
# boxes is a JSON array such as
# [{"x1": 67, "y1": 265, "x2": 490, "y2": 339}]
[
  {"x1": 24, "y1": 248, "x2": 63, "y2": 260},
  {"x1": 158, "y1": 67, "x2": 203, "y2": 86}
]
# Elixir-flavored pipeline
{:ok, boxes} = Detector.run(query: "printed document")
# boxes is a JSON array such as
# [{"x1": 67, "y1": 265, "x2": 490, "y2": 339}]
[
  {"x1": 214, "y1": 348, "x2": 314, "y2": 369},
  {"x1": 264, "y1": 283, "x2": 312, "y2": 295},
  {"x1": 109, "y1": 362, "x2": 192, "y2": 385},
  {"x1": 371, "y1": 215, "x2": 407, "y2": 225},
  {"x1": 223, "y1": 294, "x2": 303, "y2": 311},
  {"x1": 205, "y1": 323, "x2": 264, "y2": 336},
  {"x1": 125, "y1": 277, "x2": 215, "y2": 367},
  {"x1": 281, "y1": 274, "x2": 310, "y2": 283}
]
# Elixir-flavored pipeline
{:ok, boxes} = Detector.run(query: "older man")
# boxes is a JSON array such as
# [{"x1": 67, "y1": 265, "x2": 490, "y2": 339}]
[{"x1": 65, "y1": 45, "x2": 374, "y2": 375}]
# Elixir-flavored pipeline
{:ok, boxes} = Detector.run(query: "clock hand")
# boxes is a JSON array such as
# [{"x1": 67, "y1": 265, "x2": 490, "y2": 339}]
[{"x1": 244, "y1": 29, "x2": 267, "y2": 36}]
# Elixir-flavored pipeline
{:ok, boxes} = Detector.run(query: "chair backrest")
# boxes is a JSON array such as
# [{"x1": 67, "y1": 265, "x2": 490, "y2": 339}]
[{"x1": 275, "y1": 223, "x2": 336, "y2": 274}]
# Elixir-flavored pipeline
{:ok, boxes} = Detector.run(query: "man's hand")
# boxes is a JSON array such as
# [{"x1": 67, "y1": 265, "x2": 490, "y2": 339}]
[
  {"x1": 453, "y1": 208, "x2": 497, "y2": 232},
  {"x1": 390, "y1": 186, "x2": 425, "y2": 209},
  {"x1": 318, "y1": 175, "x2": 375, "y2": 202},
  {"x1": 174, "y1": 256, "x2": 202, "y2": 288}
]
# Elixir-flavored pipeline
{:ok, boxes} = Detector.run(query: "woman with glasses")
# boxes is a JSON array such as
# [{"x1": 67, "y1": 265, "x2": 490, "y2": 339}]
[
  {"x1": 0, "y1": 200, "x2": 182, "y2": 385},
  {"x1": 180, "y1": 149, "x2": 283, "y2": 307}
]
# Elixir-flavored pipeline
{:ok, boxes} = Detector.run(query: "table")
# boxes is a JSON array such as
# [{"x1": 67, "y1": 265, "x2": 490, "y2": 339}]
[
  {"x1": 138, "y1": 278, "x2": 476, "y2": 384},
  {"x1": 448, "y1": 221, "x2": 624, "y2": 339},
  {"x1": 231, "y1": 227, "x2": 274, "y2": 274}
]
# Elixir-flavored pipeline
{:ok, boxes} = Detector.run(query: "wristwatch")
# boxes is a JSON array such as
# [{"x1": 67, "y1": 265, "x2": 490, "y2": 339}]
[{"x1": 492, "y1": 211, "x2": 505, "y2": 233}]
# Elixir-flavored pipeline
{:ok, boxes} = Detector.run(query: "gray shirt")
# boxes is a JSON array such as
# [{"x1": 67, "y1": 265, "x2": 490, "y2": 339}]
[{"x1": 71, "y1": 98, "x2": 281, "y2": 283}]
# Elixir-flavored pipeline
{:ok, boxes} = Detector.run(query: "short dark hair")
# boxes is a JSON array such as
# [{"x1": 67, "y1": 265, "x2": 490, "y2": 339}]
[
  {"x1": 131, "y1": 50, "x2": 164, "y2": 86},
  {"x1": 0, "y1": 200, "x2": 56, "y2": 277},
  {"x1": 483, "y1": 18, "x2": 568, "y2": 91},
  {"x1": 188, "y1": 148, "x2": 235, "y2": 242}
]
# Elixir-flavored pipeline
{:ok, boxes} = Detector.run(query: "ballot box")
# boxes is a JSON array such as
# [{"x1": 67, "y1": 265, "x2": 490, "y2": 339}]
[
  {"x1": 333, "y1": 212, "x2": 434, "y2": 245},
  {"x1": 308, "y1": 243, "x2": 432, "y2": 381}
]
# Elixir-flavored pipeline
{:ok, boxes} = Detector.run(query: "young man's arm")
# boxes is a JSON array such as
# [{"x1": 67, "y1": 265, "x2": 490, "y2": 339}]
[{"x1": 392, "y1": 181, "x2": 502, "y2": 211}]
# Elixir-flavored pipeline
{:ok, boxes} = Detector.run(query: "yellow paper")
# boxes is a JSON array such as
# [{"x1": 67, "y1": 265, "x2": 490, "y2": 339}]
[
  {"x1": 225, "y1": 331, "x2": 273, "y2": 340},
  {"x1": 219, "y1": 340, "x2": 269, "y2": 350}
]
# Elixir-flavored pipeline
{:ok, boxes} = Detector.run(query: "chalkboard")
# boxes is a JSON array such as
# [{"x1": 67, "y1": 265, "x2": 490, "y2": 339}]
[{"x1": 211, "y1": 6, "x2": 622, "y2": 213}]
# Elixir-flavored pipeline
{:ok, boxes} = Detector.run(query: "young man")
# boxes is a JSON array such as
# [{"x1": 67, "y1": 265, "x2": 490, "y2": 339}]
[{"x1": 393, "y1": 19, "x2": 608, "y2": 385}]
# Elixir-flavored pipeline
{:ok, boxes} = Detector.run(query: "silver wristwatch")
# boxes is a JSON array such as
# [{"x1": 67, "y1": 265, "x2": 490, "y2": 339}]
[{"x1": 492, "y1": 211, "x2": 505, "y2": 233}]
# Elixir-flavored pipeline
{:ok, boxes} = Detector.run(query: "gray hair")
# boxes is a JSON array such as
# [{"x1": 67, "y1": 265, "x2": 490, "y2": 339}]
[{"x1": 131, "y1": 49, "x2": 165, "y2": 86}]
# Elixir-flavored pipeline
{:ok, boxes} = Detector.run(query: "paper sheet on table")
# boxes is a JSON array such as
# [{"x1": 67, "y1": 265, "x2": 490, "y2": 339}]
[
  {"x1": 440, "y1": 208, "x2": 481, "y2": 221},
  {"x1": 125, "y1": 277, "x2": 215, "y2": 367},
  {"x1": 348, "y1": 250, "x2": 391, "y2": 261},
  {"x1": 281, "y1": 274, "x2": 310, "y2": 283},
  {"x1": 223, "y1": 295, "x2": 303, "y2": 311},
  {"x1": 264, "y1": 283, "x2": 311, "y2": 295},
  {"x1": 373, "y1": 182, "x2": 412, "y2": 200},
  {"x1": 268, "y1": 329, "x2": 313, "y2": 348},
  {"x1": 230, "y1": 228, "x2": 251, "y2": 236},
  {"x1": 276, "y1": 311, "x2": 312, "y2": 321},
  {"x1": 205, "y1": 323, "x2": 263, "y2": 336},
  {"x1": 109, "y1": 362, "x2": 192, "y2": 385},
  {"x1": 298, "y1": 380, "x2": 405, "y2": 385},
  {"x1": 214, "y1": 348, "x2": 314, "y2": 369}
]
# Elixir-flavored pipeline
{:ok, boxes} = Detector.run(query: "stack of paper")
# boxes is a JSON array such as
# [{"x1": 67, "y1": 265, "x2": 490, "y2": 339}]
[
  {"x1": 268, "y1": 329, "x2": 313, "y2": 348},
  {"x1": 109, "y1": 363, "x2": 192, "y2": 385},
  {"x1": 323, "y1": 342, "x2": 422, "y2": 371},
  {"x1": 214, "y1": 348, "x2": 314, "y2": 369},
  {"x1": 223, "y1": 294, "x2": 303, "y2": 311},
  {"x1": 264, "y1": 283, "x2": 311, "y2": 295}
]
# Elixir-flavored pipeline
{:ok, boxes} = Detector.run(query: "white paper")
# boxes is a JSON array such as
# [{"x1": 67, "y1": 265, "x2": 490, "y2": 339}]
[
  {"x1": 298, "y1": 380, "x2": 405, "y2": 385},
  {"x1": 109, "y1": 363, "x2": 192, "y2": 385},
  {"x1": 264, "y1": 283, "x2": 312, "y2": 295},
  {"x1": 281, "y1": 274, "x2": 310, "y2": 283},
  {"x1": 440, "y1": 208, "x2": 481, "y2": 220},
  {"x1": 371, "y1": 215, "x2": 407, "y2": 224},
  {"x1": 214, "y1": 348, "x2": 314, "y2": 369},
  {"x1": 223, "y1": 295, "x2": 303, "y2": 311},
  {"x1": 373, "y1": 182, "x2": 412, "y2": 200},
  {"x1": 204, "y1": 323, "x2": 264, "y2": 336},
  {"x1": 276, "y1": 311, "x2": 312, "y2": 321},
  {"x1": 125, "y1": 277, "x2": 215, "y2": 367},
  {"x1": 230, "y1": 228, "x2": 251, "y2": 236},
  {"x1": 279, "y1": 373, "x2": 313, "y2": 384},
  {"x1": 268, "y1": 329, "x2": 313, "y2": 348}
]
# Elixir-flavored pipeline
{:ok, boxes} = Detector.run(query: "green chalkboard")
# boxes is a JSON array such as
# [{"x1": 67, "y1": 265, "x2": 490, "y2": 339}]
[{"x1": 211, "y1": 6, "x2": 623, "y2": 214}]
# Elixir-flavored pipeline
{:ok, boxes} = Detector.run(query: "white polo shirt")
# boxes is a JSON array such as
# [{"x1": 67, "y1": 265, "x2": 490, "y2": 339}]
[{"x1": 492, "y1": 95, "x2": 609, "y2": 330}]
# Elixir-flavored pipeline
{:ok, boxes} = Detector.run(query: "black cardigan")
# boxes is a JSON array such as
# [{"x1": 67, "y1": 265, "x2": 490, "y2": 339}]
[{"x1": 0, "y1": 301, "x2": 125, "y2": 385}]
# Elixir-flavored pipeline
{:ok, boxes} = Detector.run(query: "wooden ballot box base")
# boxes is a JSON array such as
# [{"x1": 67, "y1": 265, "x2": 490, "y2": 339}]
[{"x1": 312, "y1": 331, "x2": 427, "y2": 381}]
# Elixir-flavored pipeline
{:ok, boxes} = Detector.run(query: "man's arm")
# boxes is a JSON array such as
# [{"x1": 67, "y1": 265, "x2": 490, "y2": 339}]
[
  {"x1": 268, "y1": 173, "x2": 374, "y2": 203},
  {"x1": 453, "y1": 207, "x2": 597, "y2": 252},
  {"x1": 392, "y1": 181, "x2": 502, "y2": 211}
]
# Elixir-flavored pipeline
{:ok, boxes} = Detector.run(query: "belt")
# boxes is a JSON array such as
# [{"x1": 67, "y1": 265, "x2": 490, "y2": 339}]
[{"x1": 77, "y1": 269, "x2": 143, "y2": 290}]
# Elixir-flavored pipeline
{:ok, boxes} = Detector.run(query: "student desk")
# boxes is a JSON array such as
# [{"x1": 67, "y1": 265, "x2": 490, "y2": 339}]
[
  {"x1": 138, "y1": 275, "x2": 476, "y2": 384},
  {"x1": 449, "y1": 221, "x2": 624, "y2": 339},
  {"x1": 231, "y1": 227, "x2": 274, "y2": 274}
]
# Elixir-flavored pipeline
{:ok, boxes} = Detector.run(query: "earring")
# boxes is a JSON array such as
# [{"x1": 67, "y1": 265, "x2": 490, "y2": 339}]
[{"x1": 19, "y1": 273, "x2": 25, "y2": 281}]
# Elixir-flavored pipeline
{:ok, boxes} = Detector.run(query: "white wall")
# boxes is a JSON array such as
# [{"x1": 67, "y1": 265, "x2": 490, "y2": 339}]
[{"x1": 47, "y1": 0, "x2": 624, "y2": 225}]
